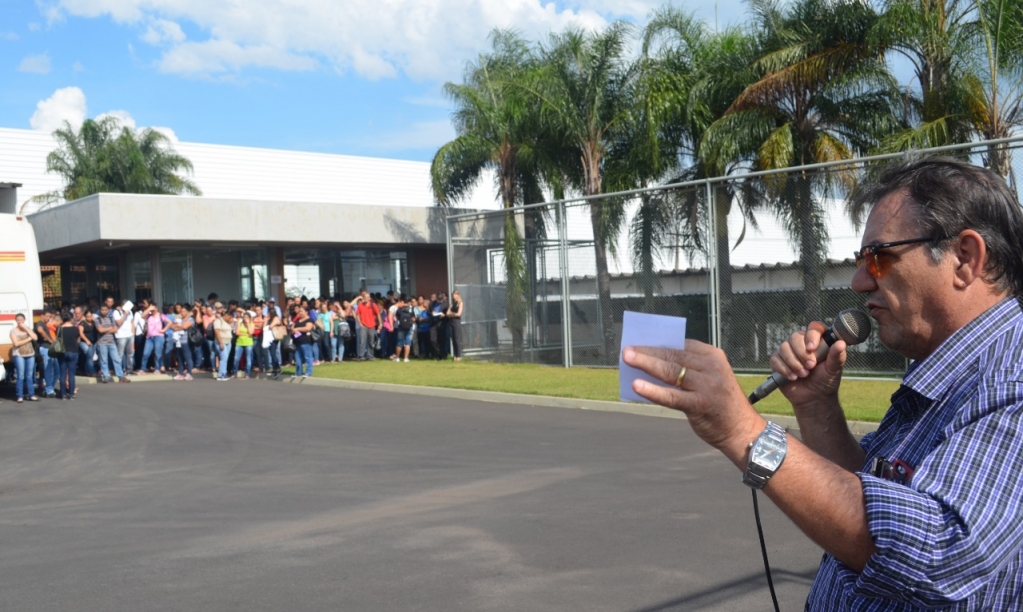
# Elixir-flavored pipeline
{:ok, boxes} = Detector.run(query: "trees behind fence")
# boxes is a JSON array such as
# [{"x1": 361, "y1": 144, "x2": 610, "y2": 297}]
[{"x1": 447, "y1": 139, "x2": 1023, "y2": 372}]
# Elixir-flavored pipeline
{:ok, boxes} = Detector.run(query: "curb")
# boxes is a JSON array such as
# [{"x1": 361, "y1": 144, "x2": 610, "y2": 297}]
[
  {"x1": 261, "y1": 374, "x2": 881, "y2": 436},
  {"x1": 71, "y1": 370, "x2": 880, "y2": 435}
]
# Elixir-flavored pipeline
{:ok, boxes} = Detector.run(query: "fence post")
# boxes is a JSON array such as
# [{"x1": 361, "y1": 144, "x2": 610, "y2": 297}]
[
  {"x1": 706, "y1": 180, "x2": 721, "y2": 348},
  {"x1": 557, "y1": 201, "x2": 572, "y2": 368},
  {"x1": 446, "y1": 216, "x2": 454, "y2": 297}
]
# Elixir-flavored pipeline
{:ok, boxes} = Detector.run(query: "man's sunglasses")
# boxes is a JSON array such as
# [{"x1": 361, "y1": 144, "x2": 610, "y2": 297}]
[{"x1": 854, "y1": 236, "x2": 949, "y2": 279}]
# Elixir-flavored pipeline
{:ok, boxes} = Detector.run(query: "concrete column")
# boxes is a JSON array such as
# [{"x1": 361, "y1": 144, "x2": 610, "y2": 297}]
[
  {"x1": 269, "y1": 248, "x2": 285, "y2": 303},
  {"x1": 151, "y1": 248, "x2": 163, "y2": 306}
]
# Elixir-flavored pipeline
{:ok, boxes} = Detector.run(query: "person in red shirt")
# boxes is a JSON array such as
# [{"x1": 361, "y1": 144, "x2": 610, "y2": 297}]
[{"x1": 353, "y1": 290, "x2": 382, "y2": 361}]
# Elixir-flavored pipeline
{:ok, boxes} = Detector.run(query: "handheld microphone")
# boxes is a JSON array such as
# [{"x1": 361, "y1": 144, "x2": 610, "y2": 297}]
[{"x1": 747, "y1": 309, "x2": 872, "y2": 405}]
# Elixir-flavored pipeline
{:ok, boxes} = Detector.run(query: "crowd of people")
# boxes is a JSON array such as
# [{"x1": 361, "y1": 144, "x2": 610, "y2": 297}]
[{"x1": 5, "y1": 289, "x2": 466, "y2": 403}]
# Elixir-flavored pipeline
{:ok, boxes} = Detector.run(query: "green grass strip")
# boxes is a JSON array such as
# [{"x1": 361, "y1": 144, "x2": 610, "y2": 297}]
[{"x1": 289, "y1": 359, "x2": 898, "y2": 422}]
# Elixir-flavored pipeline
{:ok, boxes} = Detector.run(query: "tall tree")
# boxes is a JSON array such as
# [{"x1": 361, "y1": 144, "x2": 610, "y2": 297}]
[
  {"x1": 529, "y1": 22, "x2": 639, "y2": 360},
  {"x1": 642, "y1": 10, "x2": 762, "y2": 351},
  {"x1": 431, "y1": 31, "x2": 555, "y2": 356},
  {"x1": 968, "y1": 0, "x2": 1023, "y2": 176},
  {"x1": 703, "y1": 0, "x2": 900, "y2": 321},
  {"x1": 41, "y1": 116, "x2": 200, "y2": 207},
  {"x1": 871, "y1": 0, "x2": 977, "y2": 150}
]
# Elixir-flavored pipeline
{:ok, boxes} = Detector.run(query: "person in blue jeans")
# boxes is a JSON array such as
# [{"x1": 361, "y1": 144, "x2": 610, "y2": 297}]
[
  {"x1": 34, "y1": 310, "x2": 59, "y2": 397},
  {"x1": 212, "y1": 307, "x2": 235, "y2": 381},
  {"x1": 9, "y1": 313, "x2": 39, "y2": 402},
  {"x1": 56, "y1": 311, "x2": 80, "y2": 399},
  {"x1": 261, "y1": 311, "x2": 284, "y2": 378},
  {"x1": 233, "y1": 312, "x2": 256, "y2": 378},
  {"x1": 289, "y1": 305, "x2": 315, "y2": 378},
  {"x1": 95, "y1": 304, "x2": 128, "y2": 383},
  {"x1": 140, "y1": 305, "x2": 168, "y2": 373},
  {"x1": 77, "y1": 310, "x2": 98, "y2": 375}
]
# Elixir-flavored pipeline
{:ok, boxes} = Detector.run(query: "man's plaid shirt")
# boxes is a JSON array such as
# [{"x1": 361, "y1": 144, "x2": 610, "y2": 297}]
[{"x1": 806, "y1": 297, "x2": 1023, "y2": 610}]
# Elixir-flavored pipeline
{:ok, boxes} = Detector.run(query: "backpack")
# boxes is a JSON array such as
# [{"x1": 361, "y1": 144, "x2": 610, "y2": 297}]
[
  {"x1": 397, "y1": 306, "x2": 414, "y2": 331},
  {"x1": 188, "y1": 324, "x2": 204, "y2": 346},
  {"x1": 336, "y1": 319, "x2": 352, "y2": 339}
]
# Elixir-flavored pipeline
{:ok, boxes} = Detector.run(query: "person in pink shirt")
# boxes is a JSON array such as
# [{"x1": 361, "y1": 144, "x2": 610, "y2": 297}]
[{"x1": 140, "y1": 305, "x2": 170, "y2": 373}]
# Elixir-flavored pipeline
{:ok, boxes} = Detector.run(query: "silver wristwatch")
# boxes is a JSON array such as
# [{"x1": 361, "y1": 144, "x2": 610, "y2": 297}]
[{"x1": 743, "y1": 421, "x2": 788, "y2": 489}]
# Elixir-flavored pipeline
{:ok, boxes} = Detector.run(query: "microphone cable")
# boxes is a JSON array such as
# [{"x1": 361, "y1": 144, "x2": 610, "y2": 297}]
[
  {"x1": 742, "y1": 309, "x2": 870, "y2": 611},
  {"x1": 752, "y1": 488, "x2": 781, "y2": 612}
]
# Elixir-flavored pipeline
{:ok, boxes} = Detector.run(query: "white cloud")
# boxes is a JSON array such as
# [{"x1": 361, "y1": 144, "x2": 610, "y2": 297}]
[
  {"x1": 29, "y1": 87, "x2": 181, "y2": 142},
  {"x1": 141, "y1": 18, "x2": 184, "y2": 45},
  {"x1": 159, "y1": 39, "x2": 318, "y2": 75},
  {"x1": 30, "y1": 86, "x2": 88, "y2": 133},
  {"x1": 41, "y1": 0, "x2": 635, "y2": 82},
  {"x1": 1, "y1": 31, "x2": 18, "y2": 41},
  {"x1": 152, "y1": 126, "x2": 179, "y2": 142},
  {"x1": 72, "y1": 60, "x2": 86, "y2": 72},
  {"x1": 96, "y1": 109, "x2": 137, "y2": 130},
  {"x1": 18, "y1": 53, "x2": 52, "y2": 74}
]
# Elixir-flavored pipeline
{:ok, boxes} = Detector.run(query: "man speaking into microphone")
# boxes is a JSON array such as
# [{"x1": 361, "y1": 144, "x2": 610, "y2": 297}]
[{"x1": 623, "y1": 157, "x2": 1023, "y2": 610}]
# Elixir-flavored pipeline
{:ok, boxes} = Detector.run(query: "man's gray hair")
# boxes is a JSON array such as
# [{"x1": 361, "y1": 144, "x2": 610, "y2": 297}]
[{"x1": 852, "y1": 157, "x2": 1023, "y2": 295}]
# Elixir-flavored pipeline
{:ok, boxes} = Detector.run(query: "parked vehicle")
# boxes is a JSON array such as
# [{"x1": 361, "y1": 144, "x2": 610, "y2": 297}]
[{"x1": 0, "y1": 214, "x2": 44, "y2": 381}]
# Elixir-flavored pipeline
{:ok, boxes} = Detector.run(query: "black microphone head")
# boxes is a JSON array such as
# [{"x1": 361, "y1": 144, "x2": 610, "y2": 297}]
[{"x1": 833, "y1": 309, "x2": 872, "y2": 345}]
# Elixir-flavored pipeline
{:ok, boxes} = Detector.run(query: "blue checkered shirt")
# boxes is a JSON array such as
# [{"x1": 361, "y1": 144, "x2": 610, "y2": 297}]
[{"x1": 806, "y1": 297, "x2": 1023, "y2": 610}]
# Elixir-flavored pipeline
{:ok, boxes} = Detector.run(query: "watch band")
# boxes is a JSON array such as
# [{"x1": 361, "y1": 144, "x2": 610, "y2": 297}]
[{"x1": 743, "y1": 421, "x2": 788, "y2": 489}]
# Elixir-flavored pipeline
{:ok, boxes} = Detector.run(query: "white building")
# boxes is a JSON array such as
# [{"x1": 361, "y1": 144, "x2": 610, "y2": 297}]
[{"x1": 1, "y1": 127, "x2": 499, "y2": 305}]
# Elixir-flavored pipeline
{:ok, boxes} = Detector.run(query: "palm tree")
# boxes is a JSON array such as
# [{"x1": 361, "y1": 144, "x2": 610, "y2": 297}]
[
  {"x1": 40, "y1": 116, "x2": 200, "y2": 207},
  {"x1": 703, "y1": 0, "x2": 900, "y2": 321},
  {"x1": 528, "y1": 22, "x2": 640, "y2": 360},
  {"x1": 871, "y1": 0, "x2": 977, "y2": 150},
  {"x1": 431, "y1": 31, "x2": 555, "y2": 356},
  {"x1": 641, "y1": 9, "x2": 763, "y2": 351},
  {"x1": 968, "y1": 0, "x2": 1023, "y2": 177}
]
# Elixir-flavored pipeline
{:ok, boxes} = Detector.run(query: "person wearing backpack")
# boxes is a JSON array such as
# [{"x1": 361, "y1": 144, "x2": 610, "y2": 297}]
[
  {"x1": 393, "y1": 296, "x2": 415, "y2": 363},
  {"x1": 330, "y1": 301, "x2": 350, "y2": 362},
  {"x1": 34, "y1": 309, "x2": 59, "y2": 397}
]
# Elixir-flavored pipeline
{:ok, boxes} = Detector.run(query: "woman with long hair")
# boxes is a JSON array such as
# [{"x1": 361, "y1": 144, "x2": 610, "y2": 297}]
[
  {"x1": 10, "y1": 313, "x2": 38, "y2": 403},
  {"x1": 446, "y1": 290, "x2": 464, "y2": 361},
  {"x1": 56, "y1": 310, "x2": 80, "y2": 399},
  {"x1": 289, "y1": 305, "x2": 316, "y2": 378},
  {"x1": 261, "y1": 310, "x2": 283, "y2": 378}
]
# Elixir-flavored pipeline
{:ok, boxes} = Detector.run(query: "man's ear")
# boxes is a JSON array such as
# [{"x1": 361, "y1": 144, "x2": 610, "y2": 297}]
[{"x1": 951, "y1": 229, "x2": 988, "y2": 289}]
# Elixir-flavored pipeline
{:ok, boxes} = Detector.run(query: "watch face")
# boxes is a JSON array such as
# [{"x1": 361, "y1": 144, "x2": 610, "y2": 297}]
[{"x1": 751, "y1": 439, "x2": 785, "y2": 472}]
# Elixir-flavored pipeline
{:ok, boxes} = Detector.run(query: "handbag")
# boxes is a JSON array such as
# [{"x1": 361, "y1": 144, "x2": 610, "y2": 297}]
[
  {"x1": 50, "y1": 330, "x2": 66, "y2": 356},
  {"x1": 271, "y1": 325, "x2": 286, "y2": 341},
  {"x1": 309, "y1": 325, "x2": 323, "y2": 343},
  {"x1": 280, "y1": 334, "x2": 294, "y2": 352}
]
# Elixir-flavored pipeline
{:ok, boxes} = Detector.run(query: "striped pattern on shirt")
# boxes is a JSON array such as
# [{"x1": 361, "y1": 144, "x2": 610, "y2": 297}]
[{"x1": 806, "y1": 297, "x2": 1023, "y2": 610}]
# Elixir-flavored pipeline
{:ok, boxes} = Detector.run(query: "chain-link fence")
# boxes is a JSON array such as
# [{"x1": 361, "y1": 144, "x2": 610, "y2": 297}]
[{"x1": 446, "y1": 137, "x2": 1023, "y2": 374}]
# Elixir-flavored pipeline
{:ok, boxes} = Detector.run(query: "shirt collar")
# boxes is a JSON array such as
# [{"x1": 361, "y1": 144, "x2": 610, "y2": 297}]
[{"x1": 902, "y1": 297, "x2": 1023, "y2": 401}]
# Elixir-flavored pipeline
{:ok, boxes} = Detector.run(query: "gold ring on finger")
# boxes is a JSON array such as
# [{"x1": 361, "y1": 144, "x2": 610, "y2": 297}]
[{"x1": 675, "y1": 366, "x2": 688, "y2": 388}]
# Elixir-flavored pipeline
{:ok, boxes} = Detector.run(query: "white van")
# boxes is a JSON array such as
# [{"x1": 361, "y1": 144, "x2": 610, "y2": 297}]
[{"x1": 0, "y1": 214, "x2": 45, "y2": 380}]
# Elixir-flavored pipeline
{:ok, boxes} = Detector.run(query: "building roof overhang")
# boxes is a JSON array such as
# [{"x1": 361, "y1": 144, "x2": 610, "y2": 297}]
[{"x1": 28, "y1": 193, "x2": 465, "y2": 256}]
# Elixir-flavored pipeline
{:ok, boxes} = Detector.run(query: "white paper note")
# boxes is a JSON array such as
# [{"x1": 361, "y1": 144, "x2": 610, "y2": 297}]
[{"x1": 619, "y1": 311, "x2": 687, "y2": 403}]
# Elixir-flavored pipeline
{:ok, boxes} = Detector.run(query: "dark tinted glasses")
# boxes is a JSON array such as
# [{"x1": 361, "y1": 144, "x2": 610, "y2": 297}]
[{"x1": 854, "y1": 236, "x2": 949, "y2": 279}]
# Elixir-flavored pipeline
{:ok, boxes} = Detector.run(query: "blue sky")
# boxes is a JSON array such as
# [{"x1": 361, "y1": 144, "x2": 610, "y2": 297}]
[{"x1": 2, "y1": 0, "x2": 749, "y2": 162}]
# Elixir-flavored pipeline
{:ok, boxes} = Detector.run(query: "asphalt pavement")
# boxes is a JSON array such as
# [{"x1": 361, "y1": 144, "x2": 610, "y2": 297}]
[{"x1": 0, "y1": 378, "x2": 823, "y2": 611}]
